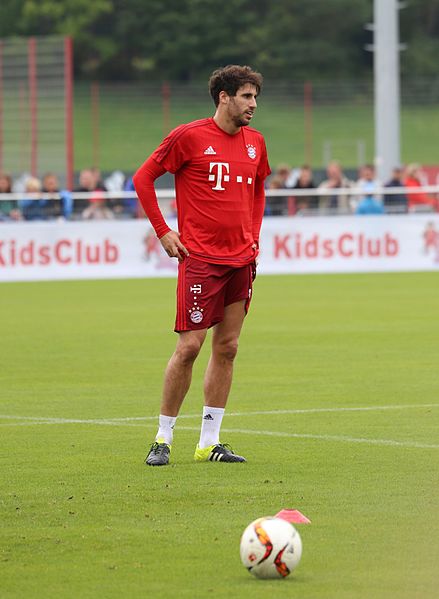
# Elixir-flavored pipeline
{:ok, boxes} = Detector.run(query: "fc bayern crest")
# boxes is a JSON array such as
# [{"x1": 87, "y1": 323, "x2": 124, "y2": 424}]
[
  {"x1": 246, "y1": 144, "x2": 257, "y2": 160},
  {"x1": 190, "y1": 310, "x2": 204, "y2": 324}
]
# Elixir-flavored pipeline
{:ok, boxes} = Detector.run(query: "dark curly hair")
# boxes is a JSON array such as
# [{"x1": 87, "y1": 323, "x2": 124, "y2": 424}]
[{"x1": 208, "y1": 65, "x2": 263, "y2": 107}]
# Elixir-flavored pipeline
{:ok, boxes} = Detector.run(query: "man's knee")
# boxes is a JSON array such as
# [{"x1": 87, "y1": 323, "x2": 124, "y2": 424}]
[
  {"x1": 175, "y1": 337, "x2": 203, "y2": 364},
  {"x1": 215, "y1": 337, "x2": 239, "y2": 362}
]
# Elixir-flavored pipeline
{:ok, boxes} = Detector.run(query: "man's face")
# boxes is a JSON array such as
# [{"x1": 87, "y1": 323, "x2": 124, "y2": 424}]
[
  {"x1": 80, "y1": 170, "x2": 94, "y2": 189},
  {"x1": 300, "y1": 168, "x2": 312, "y2": 184},
  {"x1": 327, "y1": 163, "x2": 341, "y2": 180},
  {"x1": 363, "y1": 167, "x2": 374, "y2": 181},
  {"x1": 0, "y1": 176, "x2": 10, "y2": 192},
  {"x1": 44, "y1": 175, "x2": 58, "y2": 192},
  {"x1": 226, "y1": 83, "x2": 258, "y2": 128}
]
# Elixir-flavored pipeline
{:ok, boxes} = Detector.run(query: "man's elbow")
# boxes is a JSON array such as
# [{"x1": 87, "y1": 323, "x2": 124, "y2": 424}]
[{"x1": 132, "y1": 170, "x2": 142, "y2": 190}]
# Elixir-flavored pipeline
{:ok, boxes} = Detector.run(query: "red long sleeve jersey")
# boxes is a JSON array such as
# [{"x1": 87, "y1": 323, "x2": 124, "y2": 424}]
[{"x1": 134, "y1": 117, "x2": 271, "y2": 266}]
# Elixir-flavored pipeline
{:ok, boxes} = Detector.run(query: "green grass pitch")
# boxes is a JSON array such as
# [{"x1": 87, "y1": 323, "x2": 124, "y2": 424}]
[{"x1": 1, "y1": 272, "x2": 439, "y2": 598}]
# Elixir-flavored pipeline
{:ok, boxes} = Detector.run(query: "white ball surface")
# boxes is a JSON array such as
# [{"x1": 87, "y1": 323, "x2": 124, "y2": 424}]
[{"x1": 240, "y1": 517, "x2": 302, "y2": 579}]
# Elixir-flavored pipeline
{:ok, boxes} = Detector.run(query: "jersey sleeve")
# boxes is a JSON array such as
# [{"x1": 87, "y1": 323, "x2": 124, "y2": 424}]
[
  {"x1": 132, "y1": 157, "x2": 171, "y2": 239},
  {"x1": 252, "y1": 136, "x2": 270, "y2": 245},
  {"x1": 150, "y1": 124, "x2": 189, "y2": 174},
  {"x1": 257, "y1": 137, "x2": 271, "y2": 180},
  {"x1": 252, "y1": 177, "x2": 266, "y2": 245}
]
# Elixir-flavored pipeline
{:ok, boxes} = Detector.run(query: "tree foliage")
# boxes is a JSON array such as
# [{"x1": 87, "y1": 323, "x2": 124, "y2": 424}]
[{"x1": 0, "y1": 0, "x2": 438, "y2": 81}]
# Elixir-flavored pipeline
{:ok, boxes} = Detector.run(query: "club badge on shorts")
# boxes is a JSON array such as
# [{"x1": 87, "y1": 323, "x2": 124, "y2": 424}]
[{"x1": 190, "y1": 310, "x2": 203, "y2": 323}]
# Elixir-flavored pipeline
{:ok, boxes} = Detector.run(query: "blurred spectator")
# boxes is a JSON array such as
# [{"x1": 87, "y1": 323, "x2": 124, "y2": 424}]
[
  {"x1": 75, "y1": 168, "x2": 108, "y2": 213},
  {"x1": 0, "y1": 173, "x2": 22, "y2": 221},
  {"x1": 123, "y1": 177, "x2": 144, "y2": 218},
  {"x1": 354, "y1": 164, "x2": 384, "y2": 214},
  {"x1": 82, "y1": 191, "x2": 115, "y2": 220},
  {"x1": 266, "y1": 164, "x2": 300, "y2": 215},
  {"x1": 77, "y1": 168, "x2": 99, "y2": 192},
  {"x1": 270, "y1": 163, "x2": 292, "y2": 188},
  {"x1": 42, "y1": 173, "x2": 73, "y2": 220},
  {"x1": 404, "y1": 163, "x2": 438, "y2": 212},
  {"x1": 265, "y1": 174, "x2": 285, "y2": 215},
  {"x1": 267, "y1": 174, "x2": 286, "y2": 190},
  {"x1": 91, "y1": 167, "x2": 108, "y2": 191},
  {"x1": 355, "y1": 197, "x2": 384, "y2": 215},
  {"x1": 109, "y1": 173, "x2": 139, "y2": 218},
  {"x1": 291, "y1": 164, "x2": 316, "y2": 213},
  {"x1": 18, "y1": 177, "x2": 47, "y2": 220},
  {"x1": 103, "y1": 170, "x2": 127, "y2": 216},
  {"x1": 105, "y1": 170, "x2": 125, "y2": 193},
  {"x1": 384, "y1": 167, "x2": 407, "y2": 212},
  {"x1": 318, "y1": 160, "x2": 353, "y2": 213},
  {"x1": 76, "y1": 168, "x2": 107, "y2": 191}
]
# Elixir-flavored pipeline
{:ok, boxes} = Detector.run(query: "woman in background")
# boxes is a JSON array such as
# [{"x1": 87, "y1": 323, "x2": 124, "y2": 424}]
[
  {"x1": 404, "y1": 163, "x2": 438, "y2": 212},
  {"x1": 0, "y1": 173, "x2": 22, "y2": 221}
]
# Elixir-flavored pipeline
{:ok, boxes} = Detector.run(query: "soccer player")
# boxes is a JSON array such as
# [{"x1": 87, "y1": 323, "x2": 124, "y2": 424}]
[{"x1": 133, "y1": 65, "x2": 271, "y2": 466}]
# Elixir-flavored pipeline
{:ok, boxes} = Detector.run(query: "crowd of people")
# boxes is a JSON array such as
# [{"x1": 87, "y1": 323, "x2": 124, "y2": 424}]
[
  {"x1": 0, "y1": 167, "x2": 139, "y2": 222},
  {"x1": 267, "y1": 161, "x2": 439, "y2": 215},
  {"x1": 0, "y1": 161, "x2": 438, "y2": 222}
]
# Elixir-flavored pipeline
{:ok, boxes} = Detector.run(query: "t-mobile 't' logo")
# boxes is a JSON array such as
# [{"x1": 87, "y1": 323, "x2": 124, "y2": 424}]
[{"x1": 208, "y1": 162, "x2": 230, "y2": 191}]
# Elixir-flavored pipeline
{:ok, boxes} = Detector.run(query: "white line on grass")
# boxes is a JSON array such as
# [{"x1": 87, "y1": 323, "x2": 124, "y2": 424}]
[
  {"x1": 0, "y1": 416, "x2": 145, "y2": 426},
  {"x1": 225, "y1": 403, "x2": 439, "y2": 418},
  {"x1": 162, "y1": 425, "x2": 439, "y2": 450},
  {"x1": 213, "y1": 428, "x2": 439, "y2": 450},
  {"x1": 1, "y1": 405, "x2": 438, "y2": 449},
  {"x1": 1, "y1": 402, "x2": 437, "y2": 426},
  {"x1": 2, "y1": 420, "x2": 437, "y2": 448},
  {"x1": 79, "y1": 403, "x2": 439, "y2": 421},
  {"x1": 0, "y1": 421, "x2": 146, "y2": 427}
]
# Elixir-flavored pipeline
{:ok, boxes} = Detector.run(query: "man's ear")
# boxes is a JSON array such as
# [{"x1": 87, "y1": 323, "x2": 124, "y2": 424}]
[{"x1": 218, "y1": 90, "x2": 230, "y2": 105}]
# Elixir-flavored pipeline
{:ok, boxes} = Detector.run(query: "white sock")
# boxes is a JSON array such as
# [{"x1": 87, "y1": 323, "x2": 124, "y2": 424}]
[
  {"x1": 198, "y1": 406, "x2": 225, "y2": 449},
  {"x1": 156, "y1": 414, "x2": 177, "y2": 445}
]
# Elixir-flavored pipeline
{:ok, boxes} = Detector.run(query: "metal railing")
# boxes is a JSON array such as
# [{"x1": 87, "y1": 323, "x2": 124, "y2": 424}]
[{"x1": 1, "y1": 185, "x2": 438, "y2": 220}]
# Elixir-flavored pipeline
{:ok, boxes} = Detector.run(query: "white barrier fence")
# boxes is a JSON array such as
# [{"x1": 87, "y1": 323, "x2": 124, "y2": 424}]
[
  {"x1": 2, "y1": 184, "x2": 439, "y2": 200},
  {"x1": 0, "y1": 215, "x2": 438, "y2": 282},
  {"x1": 1, "y1": 184, "x2": 438, "y2": 221}
]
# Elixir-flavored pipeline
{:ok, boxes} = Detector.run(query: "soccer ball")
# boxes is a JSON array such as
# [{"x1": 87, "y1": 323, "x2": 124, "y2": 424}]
[{"x1": 240, "y1": 517, "x2": 302, "y2": 579}]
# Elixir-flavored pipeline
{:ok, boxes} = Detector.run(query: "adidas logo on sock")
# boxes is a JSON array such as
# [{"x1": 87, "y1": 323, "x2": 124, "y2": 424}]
[
  {"x1": 203, "y1": 146, "x2": 216, "y2": 155},
  {"x1": 203, "y1": 413, "x2": 214, "y2": 420}
]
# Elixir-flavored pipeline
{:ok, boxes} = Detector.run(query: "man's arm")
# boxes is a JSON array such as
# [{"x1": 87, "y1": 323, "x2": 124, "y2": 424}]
[
  {"x1": 133, "y1": 157, "x2": 189, "y2": 261},
  {"x1": 252, "y1": 176, "x2": 266, "y2": 249}
]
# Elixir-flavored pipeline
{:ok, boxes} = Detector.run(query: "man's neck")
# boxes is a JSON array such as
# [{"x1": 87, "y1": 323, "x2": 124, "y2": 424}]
[{"x1": 213, "y1": 112, "x2": 240, "y2": 135}]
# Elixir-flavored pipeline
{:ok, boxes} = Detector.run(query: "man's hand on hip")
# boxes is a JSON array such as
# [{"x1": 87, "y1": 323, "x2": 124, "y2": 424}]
[{"x1": 160, "y1": 231, "x2": 189, "y2": 262}]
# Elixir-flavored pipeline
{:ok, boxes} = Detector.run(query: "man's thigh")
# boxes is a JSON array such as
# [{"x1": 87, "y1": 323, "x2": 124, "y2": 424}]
[{"x1": 211, "y1": 299, "x2": 247, "y2": 348}]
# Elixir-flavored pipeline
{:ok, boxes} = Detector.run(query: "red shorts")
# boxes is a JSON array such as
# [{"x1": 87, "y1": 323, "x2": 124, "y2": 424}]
[{"x1": 175, "y1": 256, "x2": 255, "y2": 332}]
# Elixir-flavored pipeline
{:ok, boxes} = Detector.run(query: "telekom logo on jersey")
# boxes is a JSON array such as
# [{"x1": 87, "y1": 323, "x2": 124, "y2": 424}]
[{"x1": 208, "y1": 162, "x2": 253, "y2": 191}]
